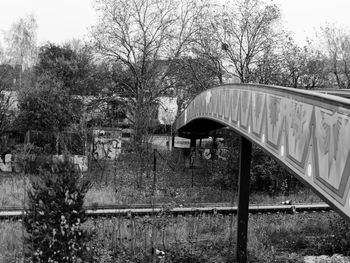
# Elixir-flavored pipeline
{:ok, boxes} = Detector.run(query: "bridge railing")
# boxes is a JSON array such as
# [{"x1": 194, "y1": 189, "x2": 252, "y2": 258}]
[{"x1": 173, "y1": 83, "x2": 350, "y2": 220}]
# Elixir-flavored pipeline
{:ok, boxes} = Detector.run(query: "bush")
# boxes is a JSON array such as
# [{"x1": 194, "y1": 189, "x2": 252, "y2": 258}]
[
  {"x1": 16, "y1": 74, "x2": 80, "y2": 132},
  {"x1": 24, "y1": 159, "x2": 91, "y2": 262},
  {"x1": 166, "y1": 245, "x2": 209, "y2": 263},
  {"x1": 317, "y1": 214, "x2": 350, "y2": 255}
]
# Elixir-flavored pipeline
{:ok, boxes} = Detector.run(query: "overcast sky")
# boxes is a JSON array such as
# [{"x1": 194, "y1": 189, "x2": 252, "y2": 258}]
[
  {"x1": 273, "y1": 0, "x2": 350, "y2": 44},
  {"x1": 0, "y1": 0, "x2": 349, "y2": 46},
  {"x1": 0, "y1": 0, "x2": 97, "y2": 45}
]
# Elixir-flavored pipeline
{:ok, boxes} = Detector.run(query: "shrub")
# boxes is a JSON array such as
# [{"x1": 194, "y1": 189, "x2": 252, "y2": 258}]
[
  {"x1": 24, "y1": 159, "x2": 91, "y2": 262},
  {"x1": 317, "y1": 214, "x2": 350, "y2": 255},
  {"x1": 166, "y1": 245, "x2": 208, "y2": 263},
  {"x1": 16, "y1": 73, "x2": 81, "y2": 132}
]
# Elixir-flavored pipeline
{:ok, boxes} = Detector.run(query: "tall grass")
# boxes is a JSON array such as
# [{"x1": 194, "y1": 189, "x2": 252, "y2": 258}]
[
  {"x1": 0, "y1": 175, "x2": 29, "y2": 208},
  {"x1": 0, "y1": 220, "x2": 23, "y2": 263},
  {"x1": 84, "y1": 213, "x2": 236, "y2": 262},
  {"x1": 0, "y1": 168, "x2": 322, "y2": 208},
  {"x1": 247, "y1": 212, "x2": 339, "y2": 262},
  {"x1": 1, "y1": 211, "x2": 347, "y2": 262}
]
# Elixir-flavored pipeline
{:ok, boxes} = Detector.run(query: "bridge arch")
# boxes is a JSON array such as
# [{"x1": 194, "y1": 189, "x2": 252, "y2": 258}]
[{"x1": 174, "y1": 83, "x2": 350, "y2": 220}]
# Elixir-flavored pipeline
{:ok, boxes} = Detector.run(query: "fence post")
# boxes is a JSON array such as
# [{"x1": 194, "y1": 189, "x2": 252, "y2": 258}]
[
  {"x1": 190, "y1": 138, "x2": 196, "y2": 188},
  {"x1": 171, "y1": 134, "x2": 175, "y2": 149},
  {"x1": 153, "y1": 149, "x2": 157, "y2": 172},
  {"x1": 152, "y1": 149, "x2": 157, "y2": 196},
  {"x1": 25, "y1": 130, "x2": 30, "y2": 144},
  {"x1": 236, "y1": 136, "x2": 252, "y2": 263}
]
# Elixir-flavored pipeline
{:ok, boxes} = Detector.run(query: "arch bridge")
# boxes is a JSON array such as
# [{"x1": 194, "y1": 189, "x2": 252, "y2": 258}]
[{"x1": 172, "y1": 84, "x2": 350, "y2": 262}]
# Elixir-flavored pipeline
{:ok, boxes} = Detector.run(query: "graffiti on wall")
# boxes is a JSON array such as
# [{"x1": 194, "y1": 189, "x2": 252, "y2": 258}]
[{"x1": 92, "y1": 129, "x2": 122, "y2": 160}]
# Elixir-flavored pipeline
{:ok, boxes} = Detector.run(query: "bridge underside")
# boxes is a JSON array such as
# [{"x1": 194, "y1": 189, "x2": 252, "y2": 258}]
[{"x1": 177, "y1": 118, "x2": 226, "y2": 139}]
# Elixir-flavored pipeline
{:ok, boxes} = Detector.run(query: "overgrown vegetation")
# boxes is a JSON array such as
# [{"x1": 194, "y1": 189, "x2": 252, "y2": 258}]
[
  {"x1": 2, "y1": 0, "x2": 350, "y2": 261},
  {"x1": 320, "y1": 215, "x2": 350, "y2": 255},
  {"x1": 249, "y1": 213, "x2": 350, "y2": 261},
  {"x1": 16, "y1": 74, "x2": 80, "y2": 132},
  {"x1": 0, "y1": 146, "x2": 322, "y2": 209},
  {"x1": 24, "y1": 159, "x2": 90, "y2": 262},
  {"x1": 2, "y1": 211, "x2": 350, "y2": 262}
]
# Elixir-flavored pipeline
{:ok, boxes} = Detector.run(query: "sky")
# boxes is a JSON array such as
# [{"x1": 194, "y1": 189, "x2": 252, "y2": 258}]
[
  {"x1": 0, "y1": 0, "x2": 349, "y2": 46},
  {"x1": 272, "y1": 0, "x2": 350, "y2": 44},
  {"x1": 0, "y1": 0, "x2": 97, "y2": 46}
]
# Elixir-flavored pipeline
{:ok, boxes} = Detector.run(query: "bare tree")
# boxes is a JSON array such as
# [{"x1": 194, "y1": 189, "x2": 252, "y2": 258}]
[
  {"x1": 211, "y1": 0, "x2": 281, "y2": 83},
  {"x1": 0, "y1": 42, "x2": 4, "y2": 64},
  {"x1": 92, "y1": 0, "x2": 208, "y2": 187},
  {"x1": 4, "y1": 14, "x2": 38, "y2": 72},
  {"x1": 321, "y1": 25, "x2": 350, "y2": 89},
  {"x1": 280, "y1": 38, "x2": 306, "y2": 88},
  {"x1": 277, "y1": 37, "x2": 330, "y2": 89},
  {"x1": 92, "y1": 0, "x2": 207, "y2": 142},
  {"x1": 249, "y1": 43, "x2": 282, "y2": 85},
  {"x1": 250, "y1": 36, "x2": 330, "y2": 89},
  {"x1": 190, "y1": 5, "x2": 227, "y2": 85},
  {"x1": 299, "y1": 43, "x2": 329, "y2": 90}
]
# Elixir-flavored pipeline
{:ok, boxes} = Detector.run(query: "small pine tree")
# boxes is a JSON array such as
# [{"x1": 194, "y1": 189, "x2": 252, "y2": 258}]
[{"x1": 24, "y1": 159, "x2": 91, "y2": 262}]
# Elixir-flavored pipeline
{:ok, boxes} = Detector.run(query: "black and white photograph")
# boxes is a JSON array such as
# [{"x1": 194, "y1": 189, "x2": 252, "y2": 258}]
[{"x1": 1, "y1": 0, "x2": 350, "y2": 262}]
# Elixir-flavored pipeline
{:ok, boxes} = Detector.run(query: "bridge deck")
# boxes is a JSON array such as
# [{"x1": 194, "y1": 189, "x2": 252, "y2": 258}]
[{"x1": 173, "y1": 84, "x2": 350, "y2": 221}]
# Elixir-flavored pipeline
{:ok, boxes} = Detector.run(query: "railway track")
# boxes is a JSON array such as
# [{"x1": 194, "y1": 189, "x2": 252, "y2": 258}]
[{"x1": 0, "y1": 203, "x2": 331, "y2": 220}]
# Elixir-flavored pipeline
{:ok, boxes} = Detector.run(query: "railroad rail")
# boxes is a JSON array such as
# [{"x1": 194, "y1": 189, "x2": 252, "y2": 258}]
[{"x1": 0, "y1": 203, "x2": 331, "y2": 220}]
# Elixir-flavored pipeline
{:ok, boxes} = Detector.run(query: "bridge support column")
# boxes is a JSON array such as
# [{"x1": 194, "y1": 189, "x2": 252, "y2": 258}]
[
  {"x1": 190, "y1": 138, "x2": 196, "y2": 148},
  {"x1": 236, "y1": 136, "x2": 252, "y2": 263},
  {"x1": 171, "y1": 133, "x2": 175, "y2": 149}
]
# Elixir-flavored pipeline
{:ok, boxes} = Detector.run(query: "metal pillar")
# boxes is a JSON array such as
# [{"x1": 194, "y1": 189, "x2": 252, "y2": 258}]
[
  {"x1": 171, "y1": 133, "x2": 175, "y2": 149},
  {"x1": 190, "y1": 138, "x2": 196, "y2": 148},
  {"x1": 236, "y1": 136, "x2": 252, "y2": 263}
]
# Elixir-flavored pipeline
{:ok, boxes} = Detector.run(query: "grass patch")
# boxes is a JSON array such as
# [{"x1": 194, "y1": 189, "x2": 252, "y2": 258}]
[
  {"x1": 0, "y1": 220, "x2": 23, "y2": 263},
  {"x1": 247, "y1": 212, "x2": 347, "y2": 261},
  {"x1": 0, "y1": 165, "x2": 322, "y2": 208},
  {"x1": 1, "y1": 212, "x2": 349, "y2": 262},
  {"x1": 0, "y1": 174, "x2": 29, "y2": 208}
]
